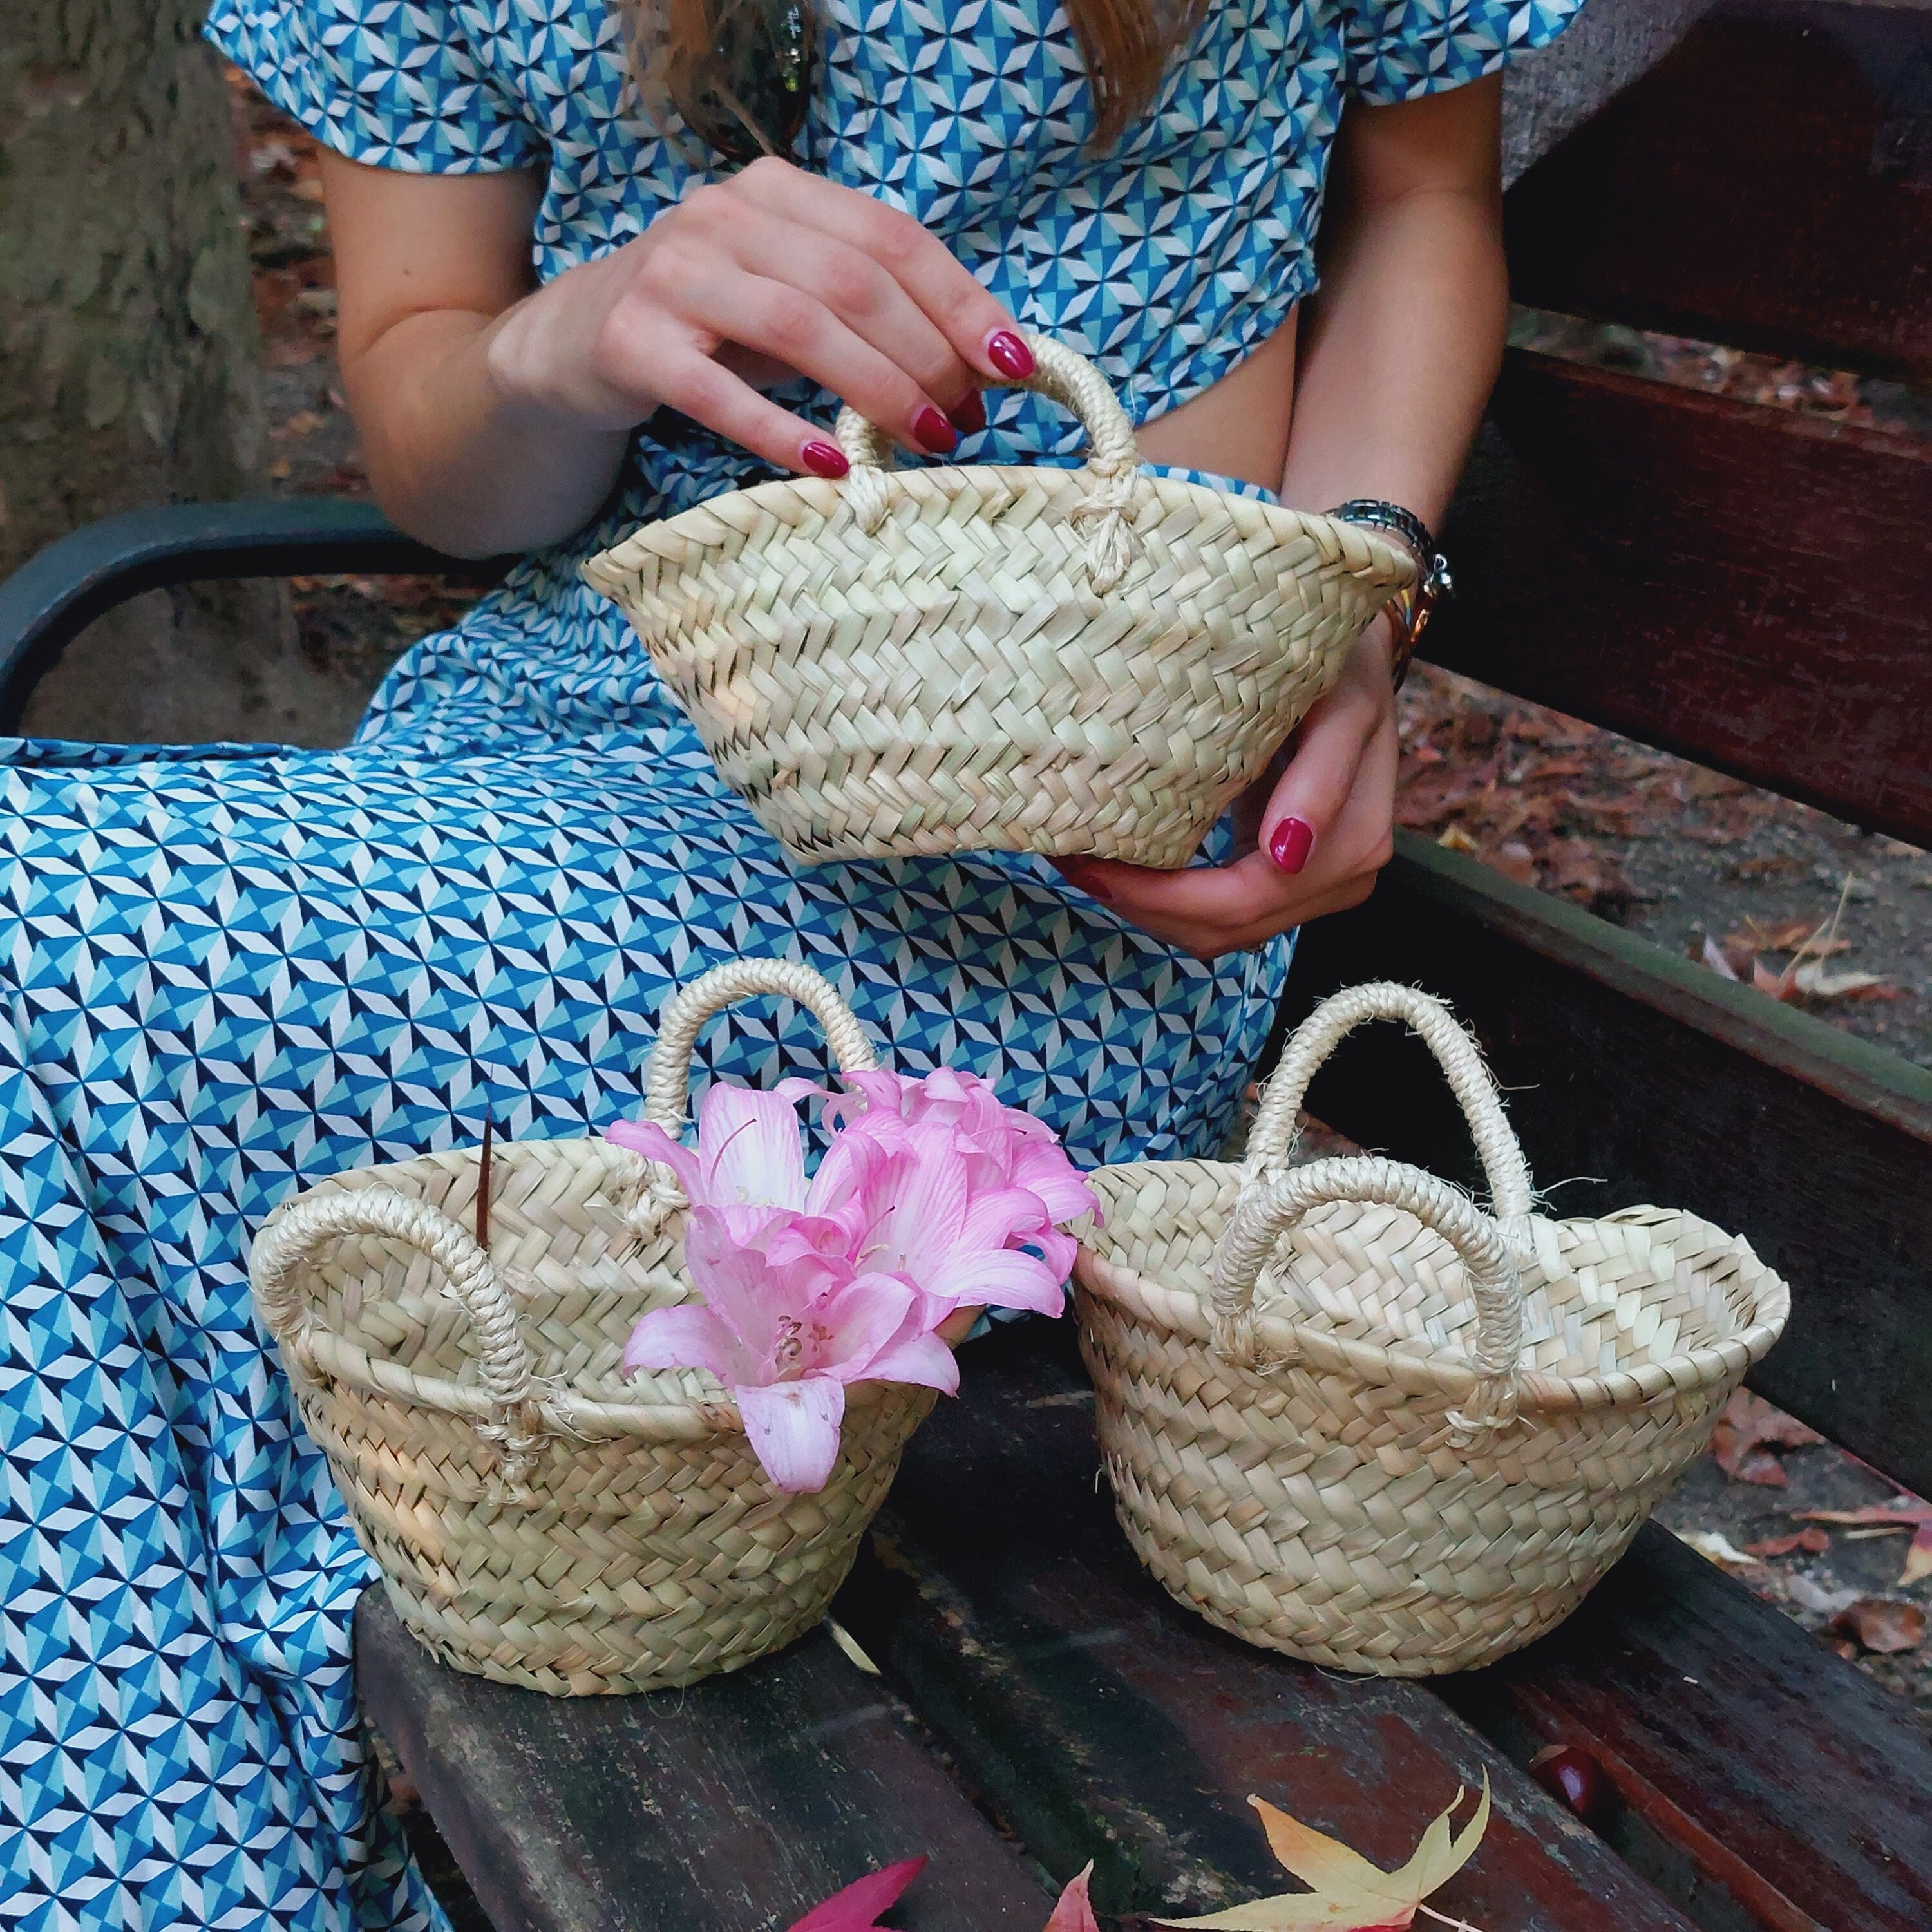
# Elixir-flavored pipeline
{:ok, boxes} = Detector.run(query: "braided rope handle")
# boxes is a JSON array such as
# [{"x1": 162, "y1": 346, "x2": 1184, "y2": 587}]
[
  {"x1": 625, "y1": 958, "x2": 877, "y2": 1234},
  {"x1": 832, "y1": 330, "x2": 1145, "y2": 593},
  {"x1": 1209, "y1": 1155, "x2": 1524, "y2": 1446},
  {"x1": 1247, "y1": 983, "x2": 1535, "y2": 1240},
  {"x1": 250, "y1": 1189, "x2": 548, "y2": 1491}
]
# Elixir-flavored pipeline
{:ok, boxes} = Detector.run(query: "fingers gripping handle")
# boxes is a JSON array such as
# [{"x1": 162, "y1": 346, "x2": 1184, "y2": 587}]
[
  {"x1": 833, "y1": 330, "x2": 1144, "y2": 592},
  {"x1": 1247, "y1": 983, "x2": 1535, "y2": 1241},
  {"x1": 1210, "y1": 1155, "x2": 1525, "y2": 1446},
  {"x1": 250, "y1": 1189, "x2": 547, "y2": 1490},
  {"x1": 640, "y1": 957, "x2": 876, "y2": 1131}
]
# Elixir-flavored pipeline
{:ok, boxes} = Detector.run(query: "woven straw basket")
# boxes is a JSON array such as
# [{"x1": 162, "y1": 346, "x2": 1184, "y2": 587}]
[
  {"x1": 1074, "y1": 982, "x2": 1791, "y2": 1677},
  {"x1": 582, "y1": 331, "x2": 1412, "y2": 869},
  {"x1": 249, "y1": 958, "x2": 936, "y2": 1696}
]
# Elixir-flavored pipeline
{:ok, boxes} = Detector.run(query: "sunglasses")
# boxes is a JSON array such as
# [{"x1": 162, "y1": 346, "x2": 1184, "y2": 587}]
[{"x1": 676, "y1": 0, "x2": 817, "y2": 168}]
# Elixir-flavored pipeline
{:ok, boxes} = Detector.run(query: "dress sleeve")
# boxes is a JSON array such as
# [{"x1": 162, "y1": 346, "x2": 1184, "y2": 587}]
[
  {"x1": 1338, "y1": 0, "x2": 1587, "y2": 105},
  {"x1": 204, "y1": 0, "x2": 545, "y2": 173}
]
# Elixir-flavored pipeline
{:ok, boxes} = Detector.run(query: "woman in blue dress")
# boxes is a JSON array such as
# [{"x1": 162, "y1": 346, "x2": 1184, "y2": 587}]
[{"x1": 1, "y1": 0, "x2": 1582, "y2": 1923}]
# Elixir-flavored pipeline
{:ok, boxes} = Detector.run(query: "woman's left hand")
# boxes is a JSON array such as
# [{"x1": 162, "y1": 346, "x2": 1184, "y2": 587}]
[{"x1": 1054, "y1": 615, "x2": 1401, "y2": 960}]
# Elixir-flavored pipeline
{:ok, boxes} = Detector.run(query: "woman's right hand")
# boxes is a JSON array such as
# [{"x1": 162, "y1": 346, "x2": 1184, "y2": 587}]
[{"x1": 485, "y1": 156, "x2": 1034, "y2": 477}]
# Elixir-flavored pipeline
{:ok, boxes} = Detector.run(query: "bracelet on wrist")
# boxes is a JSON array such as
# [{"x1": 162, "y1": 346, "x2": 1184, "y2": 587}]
[{"x1": 1323, "y1": 498, "x2": 1454, "y2": 691}]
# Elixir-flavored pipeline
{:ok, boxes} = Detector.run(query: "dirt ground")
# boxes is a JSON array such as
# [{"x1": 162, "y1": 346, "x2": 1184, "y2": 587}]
[{"x1": 224, "y1": 71, "x2": 1929, "y2": 1841}]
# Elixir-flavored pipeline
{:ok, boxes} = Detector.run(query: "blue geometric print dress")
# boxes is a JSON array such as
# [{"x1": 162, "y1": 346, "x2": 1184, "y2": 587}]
[{"x1": 3, "y1": 0, "x2": 1581, "y2": 1924}]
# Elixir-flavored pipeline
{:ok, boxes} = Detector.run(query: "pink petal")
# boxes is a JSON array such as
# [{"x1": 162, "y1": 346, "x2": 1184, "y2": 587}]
[
  {"x1": 1044, "y1": 1863, "x2": 1101, "y2": 1932},
  {"x1": 837, "y1": 1068, "x2": 916, "y2": 1122},
  {"x1": 810, "y1": 1274, "x2": 919, "y2": 1376},
  {"x1": 735, "y1": 1376, "x2": 846, "y2": 1493},
  {"x1": 623, "y1": 1303, "x2": 748, "y2": 1381},
  {"x1": 959, "y1": 1185, "x2": 1055, "y2": 1254},
  {"x1": 873, "y1": 1130, "x2": 970, "y2": 1269},
  {"x1": 683, "y1": 1206, "x2": 800, "y2": 1356},
  {"x1": 856, "y1": 1326, "x2": 960, "y2": 1396},
  {"x1": 1009, "y1": 1144, "x2": 1100, "y2": 1224},
  {"x1": 785, "y1": 1856, "x2": 928, "y2": 1932},
  {"x1": 926, "y1": 1247, "x2": 1068, "y2": 1316},
  {"x1": 697, "y1": 1081, "x2": 809, "y2": 1211},
  {"x1": 605, "y1": 1118, "x2": 704, "y2": 1200}
]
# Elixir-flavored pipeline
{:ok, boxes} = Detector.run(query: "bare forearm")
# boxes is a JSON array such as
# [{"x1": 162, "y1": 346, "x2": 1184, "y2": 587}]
[
  {"x1": 346, "y1": 304, "x2": 632, "y2": 558},
  {"x1": 1280, "y1": 182, "x2": 1508, "y2": 528}
]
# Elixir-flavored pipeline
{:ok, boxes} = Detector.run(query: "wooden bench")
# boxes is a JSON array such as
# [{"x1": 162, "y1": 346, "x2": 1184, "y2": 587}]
[{"x1": 5, "y1": 3, "x2": 1930, "y2": 1924}]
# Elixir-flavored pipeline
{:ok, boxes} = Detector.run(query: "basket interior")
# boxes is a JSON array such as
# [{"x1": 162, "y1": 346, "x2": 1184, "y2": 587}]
[
  {"x1": 274, "y1": 1140, "x2": 712, "y2": 1405},
  {"x1": 1082, "y1": 1160, "x2": 1780, "y2": 1383}
]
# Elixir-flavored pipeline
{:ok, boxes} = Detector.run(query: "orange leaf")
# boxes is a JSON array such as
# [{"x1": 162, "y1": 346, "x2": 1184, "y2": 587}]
[
  {"x1": 1829, "y1": 1598, "x2": 1927, "y2": 1654},
  {"x1": 1155, "y1": 1780, "x2": 1489, "y2": 1931}
]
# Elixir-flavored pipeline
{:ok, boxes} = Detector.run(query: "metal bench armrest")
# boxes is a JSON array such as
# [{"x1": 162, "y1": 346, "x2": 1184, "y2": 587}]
[{"x1": 0, "y1": 498, "x2": 489, "y2": 729}]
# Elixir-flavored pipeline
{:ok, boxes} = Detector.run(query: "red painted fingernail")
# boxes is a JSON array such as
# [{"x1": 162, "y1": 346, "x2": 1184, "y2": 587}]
[
  {"x1": 987, "y1": 330, "x2": 1035, "y2": 380},
  {"x1": 913, "y1": 405, "x2": 958, "y2": 455},
  {"x1": 800, "y1": 439, "x2": 849, "y2": 480},
  {"x1": 1267, "y1": 817, "x2": 1315, "y2": 873},
  {"x1": 947, "y1": 390, "x2": 987, "y2": 435}
]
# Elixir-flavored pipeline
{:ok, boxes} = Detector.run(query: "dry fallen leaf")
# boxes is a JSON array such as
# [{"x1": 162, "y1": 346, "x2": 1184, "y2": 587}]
[
  {"x1": 1743, "y1": 1528, "x2": 1832, "y2": 1558},
  {"x1": 1710, "y1": 1390, "x2": 1823, "y2": 1486},
  {"x1": 1679, "y1": 1530, "x2": 1763, "y2": 1576},
  {"x1": 1156, "y1": 1780, "x2": 1490, "y2": 1932},
  {"x1": 1736, "y1": 917, "x2": 1842, "y2": 954},
  {"x1": 1698, "y1": 934, "x2": 1741, "y2": 982},
  {"x1": 1795, "y1": 1499, "x2": 1932, "y2": 1588},
  {"x1": 1829, "y1": 1598, "x2": 1927, "y2": 1655},
  {"x1": 1789, "y1": 962, "x2": 1896, "y2": 1001}
]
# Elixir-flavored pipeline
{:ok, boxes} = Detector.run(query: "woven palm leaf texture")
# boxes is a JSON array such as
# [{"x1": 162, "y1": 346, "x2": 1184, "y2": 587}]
[
  {"x1": 249, "y1": 958, "x2": 936, "y2": 1696},
  {"x1": 582, "y1": 331, "x2": 1412, "y2": 867},
  {"x1": 1074, "y1": 981, "x2": 1791, "y2": 1676}
]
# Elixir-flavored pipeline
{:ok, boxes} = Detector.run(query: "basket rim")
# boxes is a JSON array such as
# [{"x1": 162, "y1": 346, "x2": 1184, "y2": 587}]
[
  {"x1": 1073, "y1": 1162, "x2": 1791, "y2": 1416},
  {"x1": 258, "y1": 1139, "x2": 931, "y2": 1442},
  {"x1": 581, "y1": 464, "x2": 1417, "y2": 594}
]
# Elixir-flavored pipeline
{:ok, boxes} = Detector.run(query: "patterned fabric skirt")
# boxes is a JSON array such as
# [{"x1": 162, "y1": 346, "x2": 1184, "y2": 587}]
[{"x1": 0, "y1": 473, "x2": 1291, "y2": 1930}]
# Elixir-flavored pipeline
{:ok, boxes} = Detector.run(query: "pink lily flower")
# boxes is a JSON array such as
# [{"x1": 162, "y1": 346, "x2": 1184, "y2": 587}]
[
  {"x1": 624, "y1": 1205, "x2": 957, "y2": 1493},
  {"x1": 785, "y1": 1857, "x2": 928, "y2": 1932},
  {"x1": 809, "y1": 1122, "x2": 1072, "y2": 1322},
  {"x1": 607, "y1": 1076, "x2": 823, "y2": 1238},
  {"x1": 835, "y1": 1068, "x2": 1099, "y2": 1277}
]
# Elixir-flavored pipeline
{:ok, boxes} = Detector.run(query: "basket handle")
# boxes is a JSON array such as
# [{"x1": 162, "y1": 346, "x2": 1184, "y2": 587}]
[
  {"x1": 832, "y1": 329, "x2": 1144, "y2": 594},
  {"x1": 1247, "y1": 982, "x2": 1535, "y2": 1241},
  {"x1": 641, "y1": 957, "x2": 876, "y2": 1128},
  {"x1": 1209, "y1": 1154, "x2": 1524, "y2": 1447},
  {"x1": 249, "y1": 1188, "x2": 547, "y2": 1490},
  {"x1": 624, "y1": 958, "x2": 878, "y2": 1233}
]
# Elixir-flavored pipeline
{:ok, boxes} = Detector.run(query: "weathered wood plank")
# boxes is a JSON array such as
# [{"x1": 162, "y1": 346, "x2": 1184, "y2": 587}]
[
  {"x1": 1430, "y1": 350, "x2": 1932, "y2": 850},
  {"x1": 1441, "y1": 1522, "x2": 1932, "y2": 1932},
  {"x1": 833, "y1": 1321, "x2": 1698, "y2": 1932},
  {"x1": 1278, "y1": 831, "x2": 1932, "y2": 1499},
  {"x1": 1504, "y1": 0, "x2": 1932, "y2": 381},
  {"x1": 355, "y1": 1596, "x2": 1051, "y2": 1932}
]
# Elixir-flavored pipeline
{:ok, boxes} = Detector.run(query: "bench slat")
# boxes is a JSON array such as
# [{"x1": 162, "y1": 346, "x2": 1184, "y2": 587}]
[
  {"x1": 355, "y1": 1603, "x2": 1051, "y2": 1932},
  {"x1": 1504, "y1": 0, "x2": 1932, "y2": 381},
  {"x1": 1431, "y1": 349, "x2": 1932, "y2": 849},
  {"x1": 833, "y1": 1322, "x2": 1698, "y2": 1931},
  {"x1": 1280, "y1": 831, "x2": 1932, "y2": 1501},
  {"x1": 1441, "y1": 1522, "x2": 1932, "y2": 1932}
]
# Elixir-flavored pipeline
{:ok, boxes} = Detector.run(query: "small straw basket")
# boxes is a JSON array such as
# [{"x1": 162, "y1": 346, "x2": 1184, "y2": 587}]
[
  {"x1": 1074, "y1": 982, "x2": 1791, "y2": 1676},
  {"x1": 582, "y1": 330, "x2": 1412, "y2": 869},
  {"x1": 249, "y1": 958, "x2": 933, "y2": 1696}
]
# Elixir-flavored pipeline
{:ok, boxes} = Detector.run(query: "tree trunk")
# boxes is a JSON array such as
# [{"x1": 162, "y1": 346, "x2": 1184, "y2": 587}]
[{"x1": 0, "y1": 0, "x2": 352, "y2": 744}]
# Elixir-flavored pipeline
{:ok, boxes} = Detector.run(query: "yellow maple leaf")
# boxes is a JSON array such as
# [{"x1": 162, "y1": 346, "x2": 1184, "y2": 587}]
[{"x1": 1155, "y1": 1777, "x2": 1490, "y2": 1932}]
